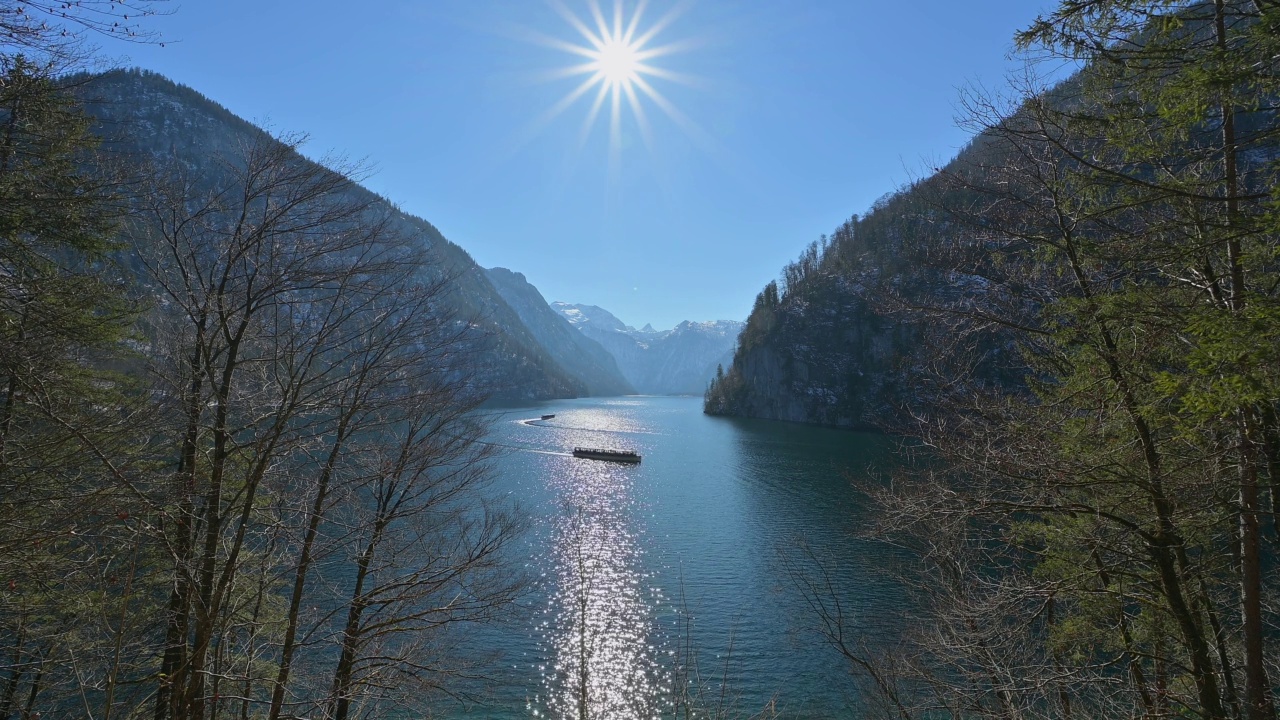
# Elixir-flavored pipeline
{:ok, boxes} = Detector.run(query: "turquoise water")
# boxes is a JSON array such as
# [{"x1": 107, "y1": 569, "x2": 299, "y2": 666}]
[{"x1": 451, "y1": 395, "x2": 907, "y2": 718}]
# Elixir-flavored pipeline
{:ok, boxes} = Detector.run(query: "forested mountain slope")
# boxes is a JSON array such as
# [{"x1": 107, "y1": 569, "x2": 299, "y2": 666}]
[
  {"x1": 81, "y1": 68, "x2": 585, "y2": 401},
  {"x1": 704, "y1": 106, "x2": 1056, "y2": 427},
  {"x1": 703, "y1": 196, "x2": 964, "y2": 428}
]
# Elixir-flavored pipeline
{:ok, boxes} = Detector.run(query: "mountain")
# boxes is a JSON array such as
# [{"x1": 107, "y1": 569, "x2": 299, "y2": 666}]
[
  {"x1": 78, "y1": 68, "x2": 585, "y2": 402},
  {"x1": 702, "y1": 163, "x2": 1024, "y2": 429},
  {"x1": 553, "y1": 303, "x2": 632, "y2": 333},
  {"x1": 551, "y1": 303, "x2": 743, "y2": 395},
  {"x1": 483, "y1": 268, "x2": 634, "y2": 396},
  {"x1": 700, "y1": 90, "x2": 1078, "y2": 428}
]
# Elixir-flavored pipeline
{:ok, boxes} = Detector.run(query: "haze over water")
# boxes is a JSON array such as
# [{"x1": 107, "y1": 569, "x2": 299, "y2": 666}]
[{"x1": 465, "y1": 396, "x2": 908, "y2": 718}]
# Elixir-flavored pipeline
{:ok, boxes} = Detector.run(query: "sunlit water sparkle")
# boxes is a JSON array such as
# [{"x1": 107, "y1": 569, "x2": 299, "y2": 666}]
[
  {"x1": 451, "y1": 396, "x2": 907, "y2": 719},
  {"x1": 542, "y1": 461, "x2": 664, "y2": 719}
]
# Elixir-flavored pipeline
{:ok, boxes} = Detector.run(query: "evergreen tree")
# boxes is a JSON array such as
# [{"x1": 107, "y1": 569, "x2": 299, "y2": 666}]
[{"x1": 0, "y1": 55, "x2": 152, "y2": 720}]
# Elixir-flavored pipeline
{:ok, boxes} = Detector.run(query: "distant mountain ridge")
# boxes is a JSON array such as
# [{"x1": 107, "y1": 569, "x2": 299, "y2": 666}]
[
  {"x1": 553, "y1": 303, "x2": 631, "y2": 333},
  {"x1": 551, "y1": 302, "x2": 742, "y2": 395}
]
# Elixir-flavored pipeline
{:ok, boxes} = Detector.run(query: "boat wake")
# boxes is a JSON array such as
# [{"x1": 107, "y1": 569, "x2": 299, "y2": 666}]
[
  {"x1": 515, "y1": 418, "x2": 660, "y2": 436},
  {"x1": 527, "y1": 449, "x2": 575, "y2": 458}
]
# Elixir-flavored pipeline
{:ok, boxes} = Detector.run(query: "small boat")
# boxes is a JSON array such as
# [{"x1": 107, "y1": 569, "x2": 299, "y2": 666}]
[
  {"x1": 541, "y1": 414, "x2": 556, "y2": 420},
  {"x1": 572, "y1": 447, "x2": 641, "y2": 463}
]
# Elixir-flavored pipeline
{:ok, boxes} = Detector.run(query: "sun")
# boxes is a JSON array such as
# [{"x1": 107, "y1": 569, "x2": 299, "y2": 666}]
[
  {"x1": 592, "y1": 36, "x2": 641, "y2": 88},
  {"x1": 526, "y1": 0, "x2": 701, "y2": 170}
]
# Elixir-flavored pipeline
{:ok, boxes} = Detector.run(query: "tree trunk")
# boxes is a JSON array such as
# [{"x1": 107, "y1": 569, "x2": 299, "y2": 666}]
[
  {"x1": 1239, "y1": 413, "x2": 1273, "y2": 720},
  {"x1": 268, "y1": 419, "x2": 351, "y2": 720},
  {"x1": 184, "y1": 328, "x2": 244, "y2": 720},
  {"x1": 1214, "y1": 4, "x2": 1274, "y2": 718},
  {"x1": 329, "y1": 516, "x2": 388, "y2": 720},
  {"x1": 0, "y1": 616, "x2": 25, "y2": 720},
  {"x1": 157, "y1": 331, "x2": 206, "y2": 720}
]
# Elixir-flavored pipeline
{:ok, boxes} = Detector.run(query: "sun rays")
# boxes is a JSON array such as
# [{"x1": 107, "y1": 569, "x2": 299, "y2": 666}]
[{"x1": 532, "y1": 0, "x2": 701, "y2": 174}]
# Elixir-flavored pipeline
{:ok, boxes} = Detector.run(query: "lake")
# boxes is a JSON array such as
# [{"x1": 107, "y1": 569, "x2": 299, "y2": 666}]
[{"x1": 450, "y1": 395, "x2": 908, "y2": 718}]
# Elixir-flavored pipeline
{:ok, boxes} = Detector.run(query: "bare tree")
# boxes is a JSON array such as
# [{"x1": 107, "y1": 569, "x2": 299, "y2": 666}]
[
  {"x1": 0, "y1": 0, "x2": 168, "y2": 67},
  {"x1": 134, "y1": 131, "x2": 429, "y2": 719},
  {"x1": 126, "y1": 128, "x2": 528, "y2": 720},
  {"x1": 320, "y1": 387, "x2": 523, "y2": 720}
]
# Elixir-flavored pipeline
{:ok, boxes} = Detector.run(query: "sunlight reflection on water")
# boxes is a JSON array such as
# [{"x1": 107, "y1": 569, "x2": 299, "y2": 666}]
[
  {"x1": 536, "y1": 458, "x2": 668, "y2": 720},
  {"x1": 550, "y1": 406, "x2": 658, "y2": 436}
]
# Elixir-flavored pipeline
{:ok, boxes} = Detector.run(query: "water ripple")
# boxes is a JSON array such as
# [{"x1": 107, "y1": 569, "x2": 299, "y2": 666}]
[{"x1": 537, "y1": 460, "x2": 668, "y2": 719}]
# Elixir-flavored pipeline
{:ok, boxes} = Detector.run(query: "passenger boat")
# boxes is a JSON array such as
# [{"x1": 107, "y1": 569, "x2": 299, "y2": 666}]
[
  {"x1": 541, "y1": 414, "x2": 556, "y2": 420},
  {"x1": 572, "y1": 447, "x2": 641, "y2": 463}
]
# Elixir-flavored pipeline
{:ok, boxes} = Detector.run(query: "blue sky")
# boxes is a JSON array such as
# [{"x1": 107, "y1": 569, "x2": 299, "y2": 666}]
[{"x1": 118, "y1": 0, "x2": 1059, "y2": 330}]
